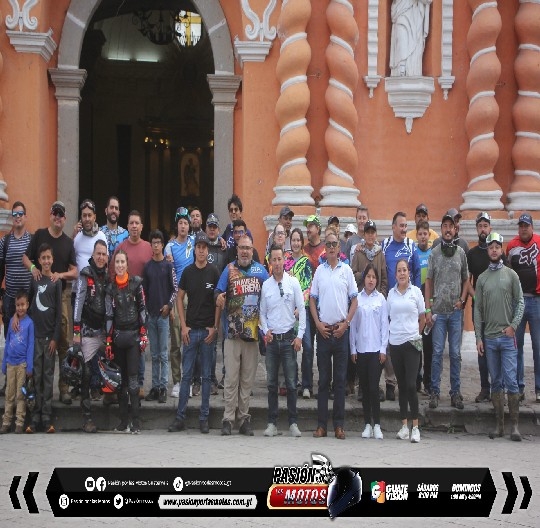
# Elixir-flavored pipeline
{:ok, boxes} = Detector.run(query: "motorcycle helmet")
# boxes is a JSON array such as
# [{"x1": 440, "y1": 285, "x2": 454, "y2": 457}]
[
  {"x1": 61, "y1": 344, "x2": 83, "y2": 387},
  {"x1": 98, "y1": 356, "x2": 122, "y2": 393},
  {"x1": 327, "y1": 467, "x2": 362, "y2": 519}
]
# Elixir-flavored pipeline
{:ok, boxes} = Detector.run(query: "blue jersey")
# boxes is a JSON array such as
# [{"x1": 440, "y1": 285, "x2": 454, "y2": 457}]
[{"x1": 165, "y1": 236, "x2": 195, "y2": 283}]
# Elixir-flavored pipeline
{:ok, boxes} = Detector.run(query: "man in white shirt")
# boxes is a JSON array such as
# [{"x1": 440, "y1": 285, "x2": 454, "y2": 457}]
[
  {"x1": 260, "y1": 244, "x2": 306, "y2": 438},
  {"x1": 310, "y1": 232, "x2": 358, "y2": 440}
]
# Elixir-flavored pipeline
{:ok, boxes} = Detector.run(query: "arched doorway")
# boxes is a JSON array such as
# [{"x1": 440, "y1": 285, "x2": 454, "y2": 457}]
[{"x1": 50, "y1": 0, "x2": 240, "y2": 235}]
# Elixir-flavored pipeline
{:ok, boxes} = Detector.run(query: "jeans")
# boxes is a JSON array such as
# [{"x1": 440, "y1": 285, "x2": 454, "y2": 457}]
[
  {"x1": 515, "y1": 296, "x2": 540, "y2": 393},
  {"x1": 472, "y1": 310, "x2": 490, "y2": 391},
  {"x1": 485, "y1": 335, "x2": 519, "y2": 394},
  {"x1": 176, "y1": 328, "x2": 214, "y2": 421},
  {"x1": 266, "y1": 332, "x2": 298, "y2": 425},
  {"x1": 300, "y1": 307, "x2": 314, "y2": 390},
  {"x1": 431, "y1": 310, "x2": 462, "y2": 396},
  {"x1": 316, "y1": 330, "x2": 348, "y2": 430},
  {"x1": 147, "y1": 314, "x2": 170, "y2": 390}
]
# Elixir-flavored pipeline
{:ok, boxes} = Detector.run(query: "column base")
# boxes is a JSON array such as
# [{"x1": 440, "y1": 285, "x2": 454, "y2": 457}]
[
  {"x1": 272, "y1": 185, "x2": 315, "y2": 206},
  {"x1": 461, "y1": 189, "x2": 504, "y2": 211},
  {"x1": 319, "y1": 186, "x2": 360, "y2": 207},
  {"x1": 507, "y1": 192, "x2": 540, "y2": 211}
]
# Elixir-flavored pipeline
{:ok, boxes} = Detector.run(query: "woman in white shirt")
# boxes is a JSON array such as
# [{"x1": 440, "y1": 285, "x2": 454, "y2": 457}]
[
  {"x1": 350, "y1": 264, "x2": 388, "y2": 440},
  {"x1": 387, "y1": 259, "x2": 426, "y2": 443}
]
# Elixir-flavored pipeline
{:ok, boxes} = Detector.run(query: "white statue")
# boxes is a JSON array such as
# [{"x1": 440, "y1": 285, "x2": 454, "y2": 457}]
[{"x1": 390, "y1": 0, "x2": 432, "y2": 77}]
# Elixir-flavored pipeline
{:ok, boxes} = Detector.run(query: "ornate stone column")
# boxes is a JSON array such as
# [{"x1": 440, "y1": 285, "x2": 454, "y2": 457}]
[
  {"x1": 319, "y1": 0, "x2": 360, "y2": 207},
  {"x1": 0, "y1": 41, "x2": 10, "y2": 233},
  {"x1": 507, "y1": 0, "x2": 540, "y2": 211},
  {"x1": 273, "y1": 0, "x2": 314, "y2": 206},
  {"x1": 461, "y1": 0, "x2": 504, "y2": 211}
]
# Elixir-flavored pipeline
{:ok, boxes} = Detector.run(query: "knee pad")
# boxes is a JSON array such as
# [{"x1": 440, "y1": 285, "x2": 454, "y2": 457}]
[{"x1": 128, "y1": 375, "x2": 139, "y2": 392}]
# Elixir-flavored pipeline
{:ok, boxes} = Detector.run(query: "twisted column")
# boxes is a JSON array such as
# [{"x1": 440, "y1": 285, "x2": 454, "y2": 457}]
[
  {"x1": 508, "y1": 0, "x2": 540, "y2": 211},
  {"x1": 273, "y1": 0, "x2": 314, "y2": 205},
  {"x1": 461, "y1": 0, "x2": 503, "y2": 210},
  {"x1": 319, "y1": 0, "x2": 360, "y2": 207}
]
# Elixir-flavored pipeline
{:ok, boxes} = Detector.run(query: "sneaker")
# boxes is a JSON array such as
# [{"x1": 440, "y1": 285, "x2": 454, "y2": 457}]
[
  {"x1": 451, "y1": 393, "x2": 464, "y2": 410},
  {"x1": 90, "y1": 388, "x2": 102, "y2": 401},
  {"x1": 385, "y1": 385, "x2": 395, "y2": 401},
  {"x1": 114, "y1": 421, "x2": 130, "y2": 433},
  {"x1": 168, "y1": 418, "x2": 186, "y2": 432},
  {"x1": 60, "y1": 392, "x2": 72, "y2": 405},
  {"x1": 192, "y1": 382, "x2": 201, "y2": 397},
  {"x1": 373, "y1": 424, "x2": 384, "y2": 440},
  {"x1": 200, "y1": 420, "x2": 209, "y2": 434},
  {"x1": 239, "y1": 419, "x2": 254, "y2": 436},
  {"x1": 14, "y1": 425, "x2": 23, "y2": 434},
  {"x1": 145, "y1": 387, "x2": 159, "y2": 401},
  {"x1": 475, "y1": 388, "x2": 490, "y2": 403},
  {"x1": 82, "y1": 420, "x2": 97, "y2": 433},
  {"x1": 361, "y1": 423, "x2": 373, "y2": 439},
  {"x1": 158, "y1": 387, "x2": 167, "y2": 403},
  {"x1": 210, "y1": 382, "x2": 219, "y2": 395},
  {"x1": 221, "y1": 420, "x2": 232, "y2": 436},
  {"x1": 131, "y1": 420, "x2": 141, "y2": 434},
  {"x1": 217, "y1": 377, "x2": 225, "y2": 390},
  {"x1": 44, "y1": 423, "x2": 56, "y2": 434},
  {"x1": 25, "y1": 424, "x2": 36, "y2": 434},
  {"x1": 429, "y1": 392, "x2": 439, "y2": 409},
  {"x1": 171, "y1": 382, "x2": 180, "y2": 398},
  {"x1": 264, "y1": 423, "x2": 278, "y2": 437},
  {"x1": 410, "y1": 426, "x2": 421, "y2": 443},
  {"x1": 303, "y1": 388, "x2": 311, "y2": 399},
  {"x1": 0, "y1": 424, "x2": 10, "y2": 434},
  {"x1": 289, "y1": 423, "x2": 302, "y2": 437},
  {"x1": 396, "y1": 424, "x2": 409, "y2": 440}
]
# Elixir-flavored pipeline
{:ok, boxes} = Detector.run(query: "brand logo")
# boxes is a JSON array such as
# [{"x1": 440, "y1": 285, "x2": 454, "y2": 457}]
[{"x1": 371, "y1": 481, "x2": 386, "y2": 503}]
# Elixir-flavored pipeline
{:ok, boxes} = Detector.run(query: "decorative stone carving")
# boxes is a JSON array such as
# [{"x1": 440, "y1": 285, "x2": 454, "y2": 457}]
[
  {"x1": 235, "y1": 0, "x2": 277, "y2": 66},
  {"x1": 5, "y1": 0, "x2": 38, "y2": 32},
  {"x1": 6, "y1": 28, "x2": 57, "y2": 62},
  {"x1": 364, "y1": 0, "x2": 381, "y2": 98},
  {"x1": 507, "y1": 0, "x2": 540, "y2": 211},
  {"x1": 390, "y1": 0, "x2": 432, "y2": 77},
  {"x1": 319, "y1": 0, "x2": 361, "y2": 207},
  {"x1": 438, "y1": 0, "x2": 455, "y2": 99},
  {"x1": 273, "y1": 0, "x2": 314, "y2": 205},
  {"x1": 461, "y1": 0, "x2": 504, "y2": 211},
  {"x1": 385, "y1": 76, "x2": 435, "y2": 133}
]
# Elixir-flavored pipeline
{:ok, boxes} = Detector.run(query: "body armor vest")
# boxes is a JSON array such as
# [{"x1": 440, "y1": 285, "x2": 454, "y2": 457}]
[
  {"x1": 107, "y1": 276, "x2": 142, "y2": 331},
  {"x1": 81, "y1": 266, "x2": 107, "y2": 330}
]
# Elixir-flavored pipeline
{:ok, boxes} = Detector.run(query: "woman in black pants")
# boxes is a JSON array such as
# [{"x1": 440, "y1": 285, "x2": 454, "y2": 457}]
[
  {"x1": 105, "y1": 250, "x2": 147, "y2": 434},
  {"x1": 350, "y1": 264, "x2": 388, "y2": 439},
  {"x1": 387, "y1": 259, "x2": 425, "y2": 443}
]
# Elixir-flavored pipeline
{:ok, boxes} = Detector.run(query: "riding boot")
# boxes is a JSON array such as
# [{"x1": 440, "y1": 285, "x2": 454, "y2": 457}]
[
  {"x1": 508, "y1": 393, "x2": 522, "y2": 442},
  {"x1": 489, "y1": 392, "x2": 504, "y2": 439}
]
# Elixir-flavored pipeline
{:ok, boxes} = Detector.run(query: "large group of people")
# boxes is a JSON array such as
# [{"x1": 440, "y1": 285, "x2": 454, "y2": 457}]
[{"x1": 0, "y1": 196, "x2": 538, "y2": 443}]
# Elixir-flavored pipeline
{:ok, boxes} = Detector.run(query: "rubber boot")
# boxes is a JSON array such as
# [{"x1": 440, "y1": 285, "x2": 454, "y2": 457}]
[
  {"x1": 489, "y1": 392, "x2": 504, "y2": 439},
  {"x1": 508, "y1": 393, "x2": 522, "y2": 442}
]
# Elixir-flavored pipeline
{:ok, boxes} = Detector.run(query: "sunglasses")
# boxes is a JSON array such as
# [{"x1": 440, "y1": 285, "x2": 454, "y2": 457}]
[
  {"x1": 325, "y1": 241, "x2": 338, "y2": 248},
  {"x1": 275, "y1": 231, "x2": 286, "y2": 236},
  {"x1": 80, "y1": 200, "x2": 96, "y2": 212},
  {"x1": 11, "y1": 211, "x2": 24, "y2": 218},
  {"x1": 51, "y1": 209, "x2": 65, "y2": 218},
  {"x1": 234, "y1": 230, "x2": 245, "y2": 236},
  {"x1": 278, "y1": 281, "x2": 284, "y2": 297}
]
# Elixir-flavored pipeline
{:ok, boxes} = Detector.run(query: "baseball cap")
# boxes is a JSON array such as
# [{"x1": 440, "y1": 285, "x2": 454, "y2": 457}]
[
  {"x1": 518, "y1": 213, "x2": 533, "y2": 226},
  {"x1": 441, "y1": 213, "x2": 455, "y2": 224},
  {"x1": 486, "y1": 232, "x2": 503, "y2": 245},
  {"x1": 206, "y1": 213, "x2": 219, "y2": 227},
  {"x1": 195, "y1": 232, "x2": 210, "y2": 246},
  {"x1": 344, "y1": 223, "x2": 357, "y2": 235},
  {"x1": 279, "y1": 206, "x2": 294, "y2": 218},
  {"x1": 415, "y1": 203, "x2": 428, "y2": 215},
  {"x1": 79, "y1": 198, "x2": 96, "y2": 212},
  {"x1": 327, "y1": 216, "x2": 339, "y2": 226},
  {"x1": 446, "y1": 208, "x2": 462, "y2": 220},
  {"x1": 363, "y1": 219, "x2": 377, "y2": 232},
  {"x1": 303, "y1": 214, "x2": 321, "y2": 227},
  {"x1": 51, "y1": 201, "x2": 66, "y2": 216},
  {"x1": 175, "y1": 207, "x2": 190, "y2": 223},
  {"x1": 476, "y1": 211, "x2": 491, "y2": 224}
]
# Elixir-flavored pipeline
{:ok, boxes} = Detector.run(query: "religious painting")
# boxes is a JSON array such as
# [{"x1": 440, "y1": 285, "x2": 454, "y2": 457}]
[{"x1": 180, "y1": 151, "x2": 200, "y2": 196}]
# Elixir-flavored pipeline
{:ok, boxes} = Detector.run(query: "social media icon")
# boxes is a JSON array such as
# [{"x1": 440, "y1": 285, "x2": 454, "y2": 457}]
[
  {"x1": 59, "y1": 494, "x2": 70, "y2": 509},
  {"x1": 114, "y1": 494, "x2": 124, "y2": 509},
  {"x1": 173, "y1": 477, "x2": 184, "y2": 492},
  {"x1": 85, "y1": 477, "x2": 95, "y2": 491},
  {"x1": 96, "y1": 477, "x2": 106, "y2": 491}
]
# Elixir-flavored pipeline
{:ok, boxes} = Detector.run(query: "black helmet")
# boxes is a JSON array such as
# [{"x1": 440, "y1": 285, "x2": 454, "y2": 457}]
[
  {"x1": 327, "y1": 468, "x2": 362, "y2": 519},
  {"x1": 61, "y1": 344, "x2": 83, "y2": 387},
  {"x1": 21, "y1": 376, "x2": 36, "y2": 411},
  {"x1": 98, "y1": 357, "x2": 121, "y2": 393}
]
